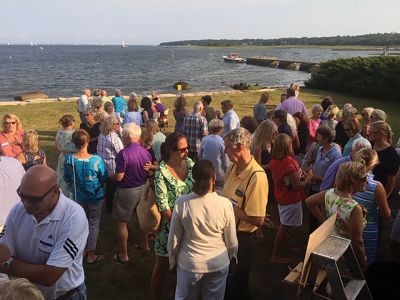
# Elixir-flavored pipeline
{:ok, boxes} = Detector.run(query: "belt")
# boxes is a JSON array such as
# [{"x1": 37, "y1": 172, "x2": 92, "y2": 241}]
[{"x1": 55, "y1": 287, "x2": 79, "y2": 300}]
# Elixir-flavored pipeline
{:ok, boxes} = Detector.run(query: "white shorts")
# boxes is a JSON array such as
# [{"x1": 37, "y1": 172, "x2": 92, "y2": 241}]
[{"x1": 278, "y1": 201, "x2": 303, "y2": 227}]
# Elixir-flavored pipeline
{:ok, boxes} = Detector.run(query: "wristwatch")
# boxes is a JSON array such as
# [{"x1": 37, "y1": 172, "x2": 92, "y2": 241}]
[{"x1": 1, "y1": 256, "x2": 15, "y2": 270}]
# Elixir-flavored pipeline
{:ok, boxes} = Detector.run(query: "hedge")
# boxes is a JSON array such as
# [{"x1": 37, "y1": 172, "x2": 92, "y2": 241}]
[{"x1": 305, "y1": 56, "x2": 400, "y2": 100}]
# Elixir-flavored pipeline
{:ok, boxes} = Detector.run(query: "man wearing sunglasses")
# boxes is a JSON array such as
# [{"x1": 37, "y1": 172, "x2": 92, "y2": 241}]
[{"x1": 0, "y1": 165, "x2": 89, "y2": 300}]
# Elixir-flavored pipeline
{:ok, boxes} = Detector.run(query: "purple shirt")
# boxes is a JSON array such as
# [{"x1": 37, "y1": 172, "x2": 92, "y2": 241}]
[
  {"x1": 115, "y1": 142, "x2": 152, "y2": 188},
  {"x1": 320, "y1": 155, "x2": 351, "y2": 190},
  {"x1": 276, "y1": 97, "x2": 308, "y2": 116}
]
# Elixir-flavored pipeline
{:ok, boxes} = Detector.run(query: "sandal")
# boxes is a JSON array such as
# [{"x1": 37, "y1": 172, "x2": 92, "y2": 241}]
[
  {"x1": 112, "y1": 253, "x2": 129, "y2": 264},
  {"x1": 86, "y1": 254, "x2": 104, "y2": 264}
]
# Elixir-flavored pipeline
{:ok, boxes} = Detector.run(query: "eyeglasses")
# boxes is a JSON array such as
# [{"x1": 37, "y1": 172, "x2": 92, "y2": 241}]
[
  {"x1": 4, "y1": 121, "x2": 16, "y2": 125},
  {"x1": 175, "y1": 147, "x2": 188, "y2": 153},
  {"x1": 17, "y1": 184, "x2": 57, "y2": 203}
]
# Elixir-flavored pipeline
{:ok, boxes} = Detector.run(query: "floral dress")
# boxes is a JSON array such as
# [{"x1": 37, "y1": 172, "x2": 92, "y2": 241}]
[
  {"x1": 154, "y1": 158, "x2": 194, "y2": 257},
  {"x1": 324, "y1": 188, "x2": 366, "y2": 238},
  {"x1": 55, "y1": 129, "x2": 76, "y2": 198}
]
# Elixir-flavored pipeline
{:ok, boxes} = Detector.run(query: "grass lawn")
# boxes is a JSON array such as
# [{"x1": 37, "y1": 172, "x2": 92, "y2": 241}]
[{"x1": 0, "y1": 88, "x2": 398, "y2": 299}]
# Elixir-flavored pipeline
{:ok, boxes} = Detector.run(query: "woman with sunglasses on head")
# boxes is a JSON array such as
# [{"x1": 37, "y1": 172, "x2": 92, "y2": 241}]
[
  {"x1": 0, "y1": 113, "x2": 23, "y2": 158},
  {"x1": 306, "y1": 161, "x2": 368, "y2": 270},
  {"x1": 151, "y1": 132, "x2": 194, "y2": 300},
  {"x1": 64, "y1": 129, "x2": 108, "y2": 264}
]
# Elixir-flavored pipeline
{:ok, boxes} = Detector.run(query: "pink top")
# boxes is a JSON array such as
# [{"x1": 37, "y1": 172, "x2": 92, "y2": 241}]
[
  {"x1": 0, "y1": 130, "x2": 23, "y2": 158},
  {"x1": 309, "y1": 118, "x2": 321, "y2": 143}
]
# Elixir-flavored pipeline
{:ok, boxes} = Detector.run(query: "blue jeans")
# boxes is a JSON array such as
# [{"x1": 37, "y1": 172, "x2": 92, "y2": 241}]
[{"x1": 69, "y1": 282, "x2": 87, "y2": 300}]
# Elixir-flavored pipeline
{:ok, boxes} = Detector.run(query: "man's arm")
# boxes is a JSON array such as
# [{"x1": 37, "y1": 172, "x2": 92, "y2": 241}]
[
  {"x1": 232, "y1": 207, "x2": 264, "y2": 227},
  {"x1": 0, "y1": 245, "x2": 66, "y2": 287},
  {"x1": 114, "y1": 172, "x2": 125, "y2": 182}
]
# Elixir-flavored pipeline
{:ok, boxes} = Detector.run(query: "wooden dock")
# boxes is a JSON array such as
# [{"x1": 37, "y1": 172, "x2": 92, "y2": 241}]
[{"x1": 245, "y1": 56, "x2": 320, "y2": 73}]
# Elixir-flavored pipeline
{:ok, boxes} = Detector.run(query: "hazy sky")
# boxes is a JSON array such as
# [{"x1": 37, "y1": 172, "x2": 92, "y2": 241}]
[{"x1": 1, "y1": 0, "x2": 399, "y2": 45}]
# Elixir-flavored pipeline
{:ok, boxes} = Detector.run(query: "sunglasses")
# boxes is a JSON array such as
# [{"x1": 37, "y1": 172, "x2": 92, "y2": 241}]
[
  {"x1": 4, "y1": 121, "x2": 16, "y2": 125},
  {"x1": 113, "y1": 123, "x2": 120, "y2": 125},
  {"x1": 175, "y1": 147, "x2": 188, "y2": 153},
  {"x1": 17, "y1": 184, "x2": 57, "y2": 203},
  {"x1": 344, "y1": 128, "x2": 352, "y2": 132}
]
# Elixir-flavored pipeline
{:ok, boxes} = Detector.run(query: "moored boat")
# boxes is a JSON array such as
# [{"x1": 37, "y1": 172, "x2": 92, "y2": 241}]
[{"x1": 223, "y1": 53, "x2": 246, "y2": 63}]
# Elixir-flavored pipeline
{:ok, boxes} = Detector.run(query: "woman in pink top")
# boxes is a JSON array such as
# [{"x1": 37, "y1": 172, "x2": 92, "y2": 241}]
[
  {"x1": 308, "y1": 104, "x2": 323, "y2": 143},
  {"x1": 0, "y1": 113, "x2": 23, "y2": 158}
]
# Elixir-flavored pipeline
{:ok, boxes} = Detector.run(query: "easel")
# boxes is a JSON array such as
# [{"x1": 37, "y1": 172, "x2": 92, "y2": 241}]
[{"x1": 284, "y1": 214, "x2": 373, "y2": 300}]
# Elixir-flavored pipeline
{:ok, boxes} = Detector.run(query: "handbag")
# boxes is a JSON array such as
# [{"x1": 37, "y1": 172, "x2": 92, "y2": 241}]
[{"x1": 136, "y1": 178, "x2": 161, "y2": 234}]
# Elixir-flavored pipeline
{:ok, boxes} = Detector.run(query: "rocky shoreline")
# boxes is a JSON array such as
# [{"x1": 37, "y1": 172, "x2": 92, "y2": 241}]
[{"x1": 0, "y1": 88, "x2": 279, "y2": 106}]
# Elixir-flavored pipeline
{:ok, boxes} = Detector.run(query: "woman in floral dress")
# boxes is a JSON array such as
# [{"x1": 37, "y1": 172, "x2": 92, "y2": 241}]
[
  {"x1": 55, "y1": 114, "x2": 76, "y2": 198},
  {"x1": 306, "y1": 161, "x2": 368, "y2": 270},
  {"x1": 151, "y1": 132, "x2": 194, "y2": 300}
]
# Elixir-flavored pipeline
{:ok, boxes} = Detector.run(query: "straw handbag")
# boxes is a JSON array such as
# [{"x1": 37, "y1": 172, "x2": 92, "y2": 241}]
[{"x1": 137, "y1": 178, "x2": 161, "y2": 233}]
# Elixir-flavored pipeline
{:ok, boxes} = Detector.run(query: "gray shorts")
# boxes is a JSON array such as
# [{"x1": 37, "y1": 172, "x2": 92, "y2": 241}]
[{"x1": 112, "y1": 185, "x2": 144, "y2": 222}]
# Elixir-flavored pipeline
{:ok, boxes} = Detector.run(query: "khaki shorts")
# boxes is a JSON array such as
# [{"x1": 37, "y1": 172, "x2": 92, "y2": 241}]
[{"x1": 112, "y1": 185, "x2": 144, "y2": 222}]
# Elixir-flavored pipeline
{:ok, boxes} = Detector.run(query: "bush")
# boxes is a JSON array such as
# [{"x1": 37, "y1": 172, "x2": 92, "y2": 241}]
[{"x1": 305, "y1": 56, "x2": 400, "y2": 100}]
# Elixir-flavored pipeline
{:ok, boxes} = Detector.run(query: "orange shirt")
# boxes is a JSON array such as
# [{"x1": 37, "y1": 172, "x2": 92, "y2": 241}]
[{"x1": 0, "y1": 130, "x2": 23, "y2": 158}]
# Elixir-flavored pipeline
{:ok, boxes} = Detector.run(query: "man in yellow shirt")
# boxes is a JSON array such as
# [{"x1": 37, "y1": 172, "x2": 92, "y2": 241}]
[{"x1": 222, "y1": 128, "x2": 268, "y2": 300}]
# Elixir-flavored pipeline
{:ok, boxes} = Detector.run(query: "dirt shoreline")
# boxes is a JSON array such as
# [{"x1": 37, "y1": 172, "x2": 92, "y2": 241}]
[{"x1": 0, "y1": 88, "x2": 278, "y2": 106}]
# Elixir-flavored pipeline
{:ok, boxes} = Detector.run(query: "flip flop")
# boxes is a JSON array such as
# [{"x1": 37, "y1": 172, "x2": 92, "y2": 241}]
[
  {"x1": 133, "y1": 244, "x2": 151, "y2": 252},
  {"x1": 86, "y1": 254, "x2": 104, "y2": 264},
  {"x1": 113, "y1": 253, "x2": 129, "y2": 264}
]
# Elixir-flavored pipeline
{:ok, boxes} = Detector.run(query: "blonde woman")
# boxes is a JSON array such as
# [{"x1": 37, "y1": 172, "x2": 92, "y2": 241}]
[
  {"x1": 16, "y1": 129, "x2": 47, "y2": 171},
  {"x1": 369, "y1": 121, "x2": 400, "y2": 197},
  {"x1": 353, "y1": 148, "x2": 391, "y2": 264},
  {"x1": 0, "y1": 113, "x2": 23, "y2": 157},
  {"x1": 360, "y1": 107, "x2": 374, "y2": 138},
  {"x1": 252, "y1": 119, "x2": 277, "y2": 168},
  {"x1": 145, "y1": 119, "x2": 166, "y2": 162},
  {"x1": 306, "y1": 161, "x2": 368, "y2": 270},
  {"x1": 321, "y1": 105, "x2": 339, "y2": 131}
]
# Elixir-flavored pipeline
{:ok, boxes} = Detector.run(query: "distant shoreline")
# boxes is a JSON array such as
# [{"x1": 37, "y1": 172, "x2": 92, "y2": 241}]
[{"x1": 0, "y1": 88, "x2": 283, "y2": 106}]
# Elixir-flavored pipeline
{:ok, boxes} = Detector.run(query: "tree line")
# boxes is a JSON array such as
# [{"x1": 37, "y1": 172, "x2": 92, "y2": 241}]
[{"x1": 159, "y1": 33, "x2": 400, "y2": 47}]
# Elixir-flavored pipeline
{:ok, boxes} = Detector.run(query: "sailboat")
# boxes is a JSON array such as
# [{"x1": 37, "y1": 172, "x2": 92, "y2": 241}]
[{"x1": 122, "y1": 41, "x2": 128, "y2": 48}]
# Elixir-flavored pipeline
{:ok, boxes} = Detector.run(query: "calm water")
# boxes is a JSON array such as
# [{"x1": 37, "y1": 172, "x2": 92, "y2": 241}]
[{"x1": 0, "y1": 45, "x2": 377, "y2": 101}]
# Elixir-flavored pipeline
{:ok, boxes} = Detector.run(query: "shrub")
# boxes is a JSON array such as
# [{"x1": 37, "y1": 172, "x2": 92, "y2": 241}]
[{"x1": 305, "y1": 56, "x2": 400, "y2": 100}]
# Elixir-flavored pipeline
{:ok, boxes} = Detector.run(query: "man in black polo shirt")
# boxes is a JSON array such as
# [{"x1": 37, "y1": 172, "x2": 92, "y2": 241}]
[
  {"x1": 79, "y1": 107, "x2": 101, "y2": 154},
  {"x1": 272, "y1": 109, "x2": 292, "y2": 138}
]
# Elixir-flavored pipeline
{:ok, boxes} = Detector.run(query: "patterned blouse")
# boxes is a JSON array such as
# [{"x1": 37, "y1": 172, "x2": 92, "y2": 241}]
[
  {"x1": 155, "y1": 158, "x2": 195, "y2": 212},
  {"x1": 324, "y1": 188, "x2": 366, "y2": 238}
]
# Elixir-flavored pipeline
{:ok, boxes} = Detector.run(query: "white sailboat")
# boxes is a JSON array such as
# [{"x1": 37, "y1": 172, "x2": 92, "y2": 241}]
[{"x1": 122, "y1": 41, "x2": 128, "y2": 48}]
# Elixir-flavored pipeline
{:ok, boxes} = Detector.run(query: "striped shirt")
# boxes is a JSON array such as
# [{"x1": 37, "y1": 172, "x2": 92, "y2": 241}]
[
  {"x1": 97, "y1": 132, "x2": 124, "y2": 176},
  {"x1": 184, "y1": 112, "x2": 208, "y2": 153}
]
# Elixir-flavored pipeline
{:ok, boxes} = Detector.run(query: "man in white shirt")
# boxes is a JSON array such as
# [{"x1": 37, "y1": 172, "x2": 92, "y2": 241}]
[
  {"x1": 220, "y1": 100, "x2": 240, "y2": 135},
  {"x1": 0, "y1": 155, "x2": 25, "y2": 225},
  {"x1": 78, "y1": 88, "x2": 91, "y2": 124},
  {"x1": 0, "y1": 165, "x2": 89, "y2": 300}
]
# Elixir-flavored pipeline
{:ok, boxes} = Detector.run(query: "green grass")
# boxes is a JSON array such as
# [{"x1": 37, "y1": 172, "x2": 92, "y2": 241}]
[{"x1": 0, "y1": 88, "x2": 398, "y2": 299}]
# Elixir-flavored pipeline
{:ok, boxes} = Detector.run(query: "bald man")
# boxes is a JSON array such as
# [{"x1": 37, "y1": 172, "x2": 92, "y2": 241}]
[{"x1": 0, "y1": 165, "x2": 89, "y2": 300}]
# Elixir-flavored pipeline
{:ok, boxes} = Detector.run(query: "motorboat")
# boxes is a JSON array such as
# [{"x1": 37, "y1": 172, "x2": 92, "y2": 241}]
[{"x1": 223, "y1": 53, "x2": 246, "y2": 63}]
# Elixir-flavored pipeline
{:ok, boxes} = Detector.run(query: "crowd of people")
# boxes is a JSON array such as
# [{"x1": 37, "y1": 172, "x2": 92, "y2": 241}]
[{"x1": 0, "y1": 85, "x2": 400, "y2": 300}]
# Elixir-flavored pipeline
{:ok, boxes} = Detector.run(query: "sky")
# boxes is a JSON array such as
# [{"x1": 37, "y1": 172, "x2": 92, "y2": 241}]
[{"x1": 1, "y1": 0, "x2": 399, "y2": 45}]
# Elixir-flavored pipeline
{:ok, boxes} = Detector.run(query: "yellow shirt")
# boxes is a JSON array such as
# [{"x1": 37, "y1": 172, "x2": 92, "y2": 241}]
[{"x1": 223, "y1": 157, "x2": 268, "y2": 233}]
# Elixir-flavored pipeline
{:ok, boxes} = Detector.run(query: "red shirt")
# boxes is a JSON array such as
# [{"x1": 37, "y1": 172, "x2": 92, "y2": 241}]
[
  {"x1": 0, "y1": 130, "x2": 23, "y2": 158},
  {"x1": 268, "y1": 156, "x2": 305, "y2": 205}
]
